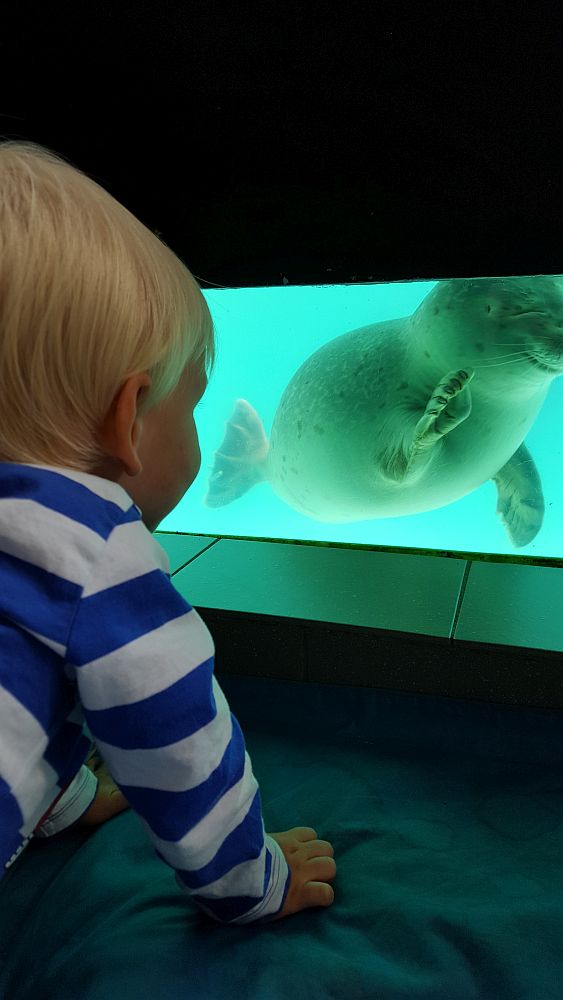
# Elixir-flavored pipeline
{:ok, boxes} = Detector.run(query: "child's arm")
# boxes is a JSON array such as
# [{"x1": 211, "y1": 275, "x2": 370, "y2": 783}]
[{"x1": 67, "y1": 519, "x2": 291, "y2": 925}]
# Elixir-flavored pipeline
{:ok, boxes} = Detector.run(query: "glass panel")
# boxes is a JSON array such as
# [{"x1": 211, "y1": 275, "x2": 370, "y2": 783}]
[{"x1": 159, "y1": 276, "x2": 563, "y2": 561}]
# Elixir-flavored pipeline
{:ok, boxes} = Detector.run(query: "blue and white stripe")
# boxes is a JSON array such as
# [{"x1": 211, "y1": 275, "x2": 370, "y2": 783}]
[{"x1": 0, "y1": 463, "x2": 290, "y2": 924}]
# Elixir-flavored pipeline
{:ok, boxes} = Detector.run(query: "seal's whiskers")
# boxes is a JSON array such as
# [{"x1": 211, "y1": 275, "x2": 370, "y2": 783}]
[
  {"x1": 473, "y1": 354, "x2": 529, "y2": 368},
  {"x1": 476, "y1": 351, "x2": 526, "y2": 361}
]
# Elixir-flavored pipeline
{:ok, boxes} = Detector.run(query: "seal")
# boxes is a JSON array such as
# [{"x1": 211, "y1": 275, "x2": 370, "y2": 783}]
[{"x1": 205, "y1": 276, "x2": 563, "y2": 547}]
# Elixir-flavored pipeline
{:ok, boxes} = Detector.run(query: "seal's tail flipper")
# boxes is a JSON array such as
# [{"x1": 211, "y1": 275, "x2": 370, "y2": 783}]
[
  {"x1": 493, "y1": 441, "x2": 544, "y2": 547},
  {"x1": 204, "y1": 398, "x2": 269, "y2": 508}
]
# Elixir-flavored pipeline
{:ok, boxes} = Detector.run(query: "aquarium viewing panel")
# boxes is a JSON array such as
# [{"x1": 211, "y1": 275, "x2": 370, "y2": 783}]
[{"x1": 158, "y1": 276, "x2": 563, "y2": 561}]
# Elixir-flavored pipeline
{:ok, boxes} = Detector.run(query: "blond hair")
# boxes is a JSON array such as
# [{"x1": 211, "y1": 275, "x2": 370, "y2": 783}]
[{"x1": 0, "y1": 139, "x2": 215, "y2": 473}]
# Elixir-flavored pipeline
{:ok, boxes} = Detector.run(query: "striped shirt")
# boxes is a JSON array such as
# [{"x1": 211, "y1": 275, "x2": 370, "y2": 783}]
[{"x1": 0, "y1": 462, "x2": 290, "y2": 924}]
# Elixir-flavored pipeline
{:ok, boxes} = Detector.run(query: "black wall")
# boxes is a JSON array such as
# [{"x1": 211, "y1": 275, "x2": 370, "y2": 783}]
[{"x1": 1, "y1": 3, "x2": 561, "y2": 288}]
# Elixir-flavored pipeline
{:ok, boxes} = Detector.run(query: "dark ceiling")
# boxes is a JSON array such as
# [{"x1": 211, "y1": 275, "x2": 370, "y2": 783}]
[{"x1": 0, "y1": 2, "x2": 561, "y2": 287}]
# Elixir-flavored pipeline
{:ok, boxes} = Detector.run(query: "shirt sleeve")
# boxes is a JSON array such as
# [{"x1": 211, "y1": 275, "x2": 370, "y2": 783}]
[
  {"x1": 66, "y1": 518, "x2": 291, "y2": 925},
  {"x1": 33, "y1": 764, "x2": 98, "y2": 838}
]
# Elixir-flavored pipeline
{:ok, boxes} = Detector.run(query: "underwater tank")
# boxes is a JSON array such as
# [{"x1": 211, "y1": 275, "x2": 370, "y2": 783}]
[{"x1": 159, "y1": 274, "x2": 563, "y2": 562}]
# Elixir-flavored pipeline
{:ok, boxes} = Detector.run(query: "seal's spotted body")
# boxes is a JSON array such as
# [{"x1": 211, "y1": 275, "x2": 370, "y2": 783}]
[{"x1": 206, "y1": 276, "x2": 563, "y2": 546}]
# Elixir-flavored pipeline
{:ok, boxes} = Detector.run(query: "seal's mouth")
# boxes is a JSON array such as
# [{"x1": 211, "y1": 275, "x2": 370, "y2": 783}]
[{"x1": 513, "y1": 310, "x2": 546, "y2": 318}]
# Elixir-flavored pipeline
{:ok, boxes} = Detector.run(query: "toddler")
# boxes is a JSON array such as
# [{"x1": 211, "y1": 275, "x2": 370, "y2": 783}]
[{"x1": 0, "y1": 141, "x2": 336, "y2": 925}]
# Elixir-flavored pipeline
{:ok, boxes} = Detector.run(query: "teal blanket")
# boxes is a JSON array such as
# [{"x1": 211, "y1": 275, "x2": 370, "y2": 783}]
[{"x1": 2, "y1": 676, "x2": 563, "y2": 999}]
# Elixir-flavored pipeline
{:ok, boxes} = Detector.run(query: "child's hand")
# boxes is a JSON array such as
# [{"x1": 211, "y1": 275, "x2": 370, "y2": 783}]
[
  {"x1": 267, "y1": 826, "x2": 336, "y2": 921},
  {"x1": 77, "y1": 747, "x2": 130, "y2": 827}
]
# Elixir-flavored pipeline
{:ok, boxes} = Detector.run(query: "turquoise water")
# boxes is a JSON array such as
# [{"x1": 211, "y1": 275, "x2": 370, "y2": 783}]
[{"x1": 159, "y1": 277, "x2": 563, "y2": 561}]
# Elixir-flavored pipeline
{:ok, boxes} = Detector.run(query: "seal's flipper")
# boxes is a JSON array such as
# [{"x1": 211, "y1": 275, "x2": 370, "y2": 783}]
[
  {"x1": 414, "y1": 368, "x2": 475, "y2": 448},
  {"x1": 380, "y1": 368, "x2": 475, "y2": 485},
  {"x1": 493, "y1": 442, "x2": 544, "y2": 547},
  {"x1": 204, "y1": 398, "x2": 269, "y2": 508}
]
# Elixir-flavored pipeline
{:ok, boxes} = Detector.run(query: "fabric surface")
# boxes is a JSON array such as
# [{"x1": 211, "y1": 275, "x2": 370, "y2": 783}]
[{"x1": 1, "y1": 675, "x2": 563, "y2": 1000}]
